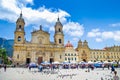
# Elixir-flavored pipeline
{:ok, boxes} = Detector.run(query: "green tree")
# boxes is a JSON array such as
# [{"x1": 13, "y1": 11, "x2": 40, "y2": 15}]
[{"x1": 0, "y1": 48, "x2": 10, "y2": 64}]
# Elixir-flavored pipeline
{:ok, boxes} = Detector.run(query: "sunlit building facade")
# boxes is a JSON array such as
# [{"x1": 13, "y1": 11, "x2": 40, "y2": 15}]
[
  {"x1": 64, "y1": 41, "x2": 78, "y2": 62},
  {"x1": 13, "y1": 13, "x2": 120, "y2": 65}
]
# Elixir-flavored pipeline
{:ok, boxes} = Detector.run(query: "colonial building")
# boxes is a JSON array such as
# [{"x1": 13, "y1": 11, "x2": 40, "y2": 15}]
[
  {"x1": 76, "y1": 40, "x2": 120, "y2": 62},
  {"x1": 64, "y1": 41, "x2": 78, "y2": 62},
  {"x1": 90, "y1": 46, "x2": 120, "y2": 62},
  {"x1": 76, "y1": 40, "x2": 90, "y2": 62},
  {"x1": 13, "y1": 12, "x2": 120, "y2": 65},
  {"x1": 13, "y1": 12, "x2": 65, "y2": 65}
]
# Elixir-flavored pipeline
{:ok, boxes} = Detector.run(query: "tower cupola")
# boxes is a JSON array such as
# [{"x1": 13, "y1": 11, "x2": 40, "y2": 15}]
[
  {"x1": 77, "y1": 39, "x2": 82, "y2": 48},
  {"x1": 16, "y1": 11, "x2": 25, "y2": 24},
  {"x1": 83, "y1": 40, "x2": 88, "y2": 47},
  {"x1": 14, "y1": 12, "x2": 25, "y2": 44},
  {"x1": 54, "y1": 17, "x2": 63, "y2": 33},
  {"x1": 54, "y1": 17, "x2": 64, "y2": 46}
]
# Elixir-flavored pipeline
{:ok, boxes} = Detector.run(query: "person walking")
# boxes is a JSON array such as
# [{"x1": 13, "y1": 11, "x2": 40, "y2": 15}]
[
  {"x1": 113, "y1": 71, "x2": 119, "y2": 80},
  {"x1": 4, "y1": 64, "x2": 6, "y2": 72},
  {"x1": 108, "y1": 65, "x2": 110, "y2": 70},
  {"x1": 111, "y1": 65, "x2": 115, "y2": 73}
]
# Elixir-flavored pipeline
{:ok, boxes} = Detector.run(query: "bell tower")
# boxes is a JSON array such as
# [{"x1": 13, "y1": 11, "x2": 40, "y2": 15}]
[
  {"x1": 14, "y1": 12, "x2": 25, "y2": 44},
  {"x1": 77, "y1": 39, "x2": 82, "y2": 48},
  {"x1": 83, "y1": 40, "x2": 88, "y2": 48},
  {"x1": 54, "y1": 17, "x2": 64, "y2": 46}
]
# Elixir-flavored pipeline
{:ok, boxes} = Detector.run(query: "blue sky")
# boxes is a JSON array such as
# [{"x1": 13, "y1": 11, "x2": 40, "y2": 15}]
[{"x1": 0, "y1": 0, "x2": 120, "y2": 49}]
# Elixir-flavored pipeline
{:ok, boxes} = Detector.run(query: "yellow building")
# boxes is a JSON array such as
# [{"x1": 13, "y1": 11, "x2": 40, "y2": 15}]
[
  {"x1": 90, "y1": 46, "x2": 120, "y2": 62},
  {"x1": 13, "y1": 12, "x2": 120, "y2": 65},
  {"x1": 76, "y1": 40, "x2": 120, "y2": 62},
  {"x1": 13, "y1": 12, "x2": 65, "y2": 65}
]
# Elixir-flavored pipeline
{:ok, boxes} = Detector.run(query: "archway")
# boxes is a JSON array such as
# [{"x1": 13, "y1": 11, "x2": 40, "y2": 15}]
[
  {"x1": 26, "y1": 58, "x2": 31, "y2": 64},
  {"x1": 50, "y1": 58, "x2": 54, "y2": 64},
  {"x1": 83, "y1": 59, "x2": 86, "y2": 62}
]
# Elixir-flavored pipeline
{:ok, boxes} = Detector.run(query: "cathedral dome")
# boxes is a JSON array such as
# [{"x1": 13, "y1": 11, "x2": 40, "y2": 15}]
[{"x1": 65, "y1": 41, "x2": 73, "y2": 47}]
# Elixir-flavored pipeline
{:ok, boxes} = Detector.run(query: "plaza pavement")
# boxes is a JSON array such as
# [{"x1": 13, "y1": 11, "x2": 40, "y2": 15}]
[{"x1": 0, "y1": 67, "x2": 120, "y2": 80}]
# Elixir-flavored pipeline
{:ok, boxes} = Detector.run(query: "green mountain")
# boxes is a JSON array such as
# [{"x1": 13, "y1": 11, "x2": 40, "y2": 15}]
[{"x1": 0, "y1": 38, "x2": 14, "y2": 57}]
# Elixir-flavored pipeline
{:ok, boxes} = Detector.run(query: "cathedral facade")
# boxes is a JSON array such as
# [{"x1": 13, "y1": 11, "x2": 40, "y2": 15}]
[
  {"x1": 13, "y1": 13, "x2": 65, "y2": 65},
  {"x1": 13, "y1": 13, "x2": 120, "y2": 65}
]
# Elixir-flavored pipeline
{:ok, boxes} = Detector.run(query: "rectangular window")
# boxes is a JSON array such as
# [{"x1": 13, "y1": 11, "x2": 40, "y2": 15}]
[
  {"x1": 60, "y1": 55, "x2": 62, "y2": 59},
  {"x1": 71, "y1": 57, "x2": 73, "y2": 60},
  {"x1": 17, "y1": 54, "x2": 19, "y2": 59},
  {"x1": 65, "y1": 57, "x2": 67, "y2": 60},
  {"x1": 68, "y1": 58, "x2": 70, "y2": 60},
  {"x1": 71, "y1": 54, "x2": 73, "y2": 56},
  {"x1": 65, "y1": 54, "x2": 67, "y2": 56},
  {"x1": 75, "y1": 58, "x2": 76, "y2": 61},
  {"x1": 68, "y1": 54, "x2": 70, "y2": 56},
  {"x1": 59, "y1": 39, "x2": 61, "y2": 44},
  {"x1": 74, "y1": 54, "x2": 76, "y2": 56}
]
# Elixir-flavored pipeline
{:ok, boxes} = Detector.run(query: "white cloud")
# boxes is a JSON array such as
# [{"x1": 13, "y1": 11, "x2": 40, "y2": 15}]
[
  {"x1": 25, "y1": 0, "x2": 33, "y2": 4},
  {"x1": 87, "y1": 28, "x2": 120, "y2": 42},
  {"x1": 114, "y1": 31, "x2": 120, "y2": 41},
  {"x1": 110, "y1": 23, "x2": 120, "y2": 27},
  {"x1": 0, "y1": 0, "x2": 70, "y2": 27},
  {"x1": 0, "y1": 0, "x2": 85, "y2": 44},
  {"x1": 96, "y1": 38, "x2": 102, "y2": 42},
  {"x1": 72, "y1": 38, "x2": 79, "y2": 42},
  {"x1": 0, "y1": 0, "x2": 20, "y2": 22},
  {"x1": 87, "y1": 28, "x2": 101, "y2": 37},
  {"x1": 22, "y1": 7, "x2": 70, "y2": 26},
  {"x1": 92, "y1": 28, "x2": 100, "y2": 32},
  {"x1": 101, "y1": 31, "x2": 114, "y2": 39},
  {"x1": 63, "y1": 22, "x2": 84, "y2": 37},
  {"x1": 87, "y1": 32, "x2": 96, "y2": 37}
]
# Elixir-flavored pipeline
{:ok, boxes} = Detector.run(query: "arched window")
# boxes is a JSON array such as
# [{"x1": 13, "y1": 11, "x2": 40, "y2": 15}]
[
  {"x1": 59, "y1": 39, "x2": 61, "y2": 44},
  {"x1": 19, "y1": 25, "x2": 22, "y2": 28},
  {"x1": 59, "y1": 28, "x2": 61, "y2": 32},
  {"x1": 18, "y1": 36, "x2": 21, "y2": 41}
]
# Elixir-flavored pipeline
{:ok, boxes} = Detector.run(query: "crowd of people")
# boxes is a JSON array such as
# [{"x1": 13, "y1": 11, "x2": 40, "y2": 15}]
[
  {"x1": 27, "y1": 62, "x2": 120, "y2": 80},
  {"x1": 0, "y1": 62, "x2": 119, "y2": 80}
]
